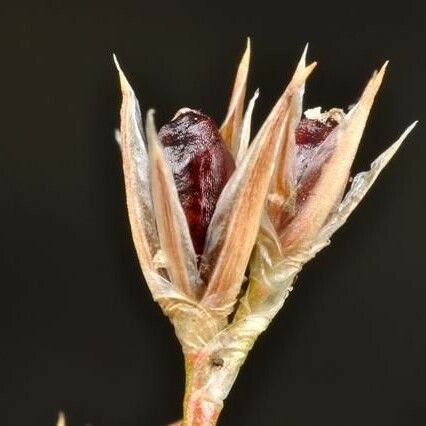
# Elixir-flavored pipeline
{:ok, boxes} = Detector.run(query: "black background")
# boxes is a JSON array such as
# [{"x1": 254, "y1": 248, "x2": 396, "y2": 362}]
[{"x1": 1, "y1": 2, "x2": 425, "y2": 426}]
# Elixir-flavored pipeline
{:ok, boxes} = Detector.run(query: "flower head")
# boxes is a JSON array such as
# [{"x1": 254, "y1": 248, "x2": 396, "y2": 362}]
[{"x1": 114, "y1": 40, "x2": 416, "y2": 425}]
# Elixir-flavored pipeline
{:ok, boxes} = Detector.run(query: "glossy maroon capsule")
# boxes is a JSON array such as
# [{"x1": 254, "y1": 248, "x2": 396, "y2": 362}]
[
  {"x1": 158, "y1": 109, "x2": 235, "y2": 256},
  {"x1": 294, "y1": 117, "x2": 339, "y2": 183},
  {"x1": 295, "y1": 117, "x2": 337, "y2": 146}
]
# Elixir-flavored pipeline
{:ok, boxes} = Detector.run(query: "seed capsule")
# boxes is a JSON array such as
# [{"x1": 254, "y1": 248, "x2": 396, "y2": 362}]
[
  {"x1": 295, "y1": 117, "x2": 337, "y2": 146},
  {"x1": 294, "y1": 117, "x2": 339, "y2": 182},
  {"x1": 158, "y1": 109, "x2": 235, "y2": 256}
]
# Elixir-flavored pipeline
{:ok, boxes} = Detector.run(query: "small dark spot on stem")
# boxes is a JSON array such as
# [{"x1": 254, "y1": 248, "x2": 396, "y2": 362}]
[{"x1": 210, "y1": 354, "x2": 224, "y2": 368}]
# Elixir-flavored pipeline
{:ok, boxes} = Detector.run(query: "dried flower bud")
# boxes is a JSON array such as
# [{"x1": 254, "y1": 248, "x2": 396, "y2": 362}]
[{"x1": 158, "y1": 109, "x2": 235, "y2": 256}]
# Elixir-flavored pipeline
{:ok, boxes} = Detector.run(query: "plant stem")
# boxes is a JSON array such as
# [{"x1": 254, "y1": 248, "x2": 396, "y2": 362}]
[{"x1": 182, "y1": 353, "x2": 223, "y2": 426}]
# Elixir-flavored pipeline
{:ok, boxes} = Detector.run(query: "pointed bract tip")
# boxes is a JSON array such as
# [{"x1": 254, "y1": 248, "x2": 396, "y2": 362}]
[
  {"x1": 302, "y1": 43, "x2": 309, "y2": 61},
  {"x1": 403, "y1": 120, "x2": 418, "y2": 137},
  {"x1": 243, "y1": 37, "x2": 251, "y2": 62},
  {"x1": 392, "y1": 121, "x2": 418, "y2": 152},
  {"x1": 286, "y1": 61, "x2": 317, "y2": 95},
  {"x1": 370, "y1": 61, "x2": 388, "y2": 85},
  {"x1": 113, "y1": 54, "x2": 132, "y2": 94},
  {"x1": 113, "y1": 53, "x2": 124, "y2": 77},
  {"x1": 375, "y1": 120, "x2": 418, "y2": 172},
  {"x1": 349, "y1": 61, "x2": 388, "y2": 117},
  {"x1": 112, "y1": 53, "x2": 119, "y2": 68},
  {"x1": 295, "y1": 44, "x2": 310, "y2": 73},
  {"x1": 377, "y1": 60, "x2": 389, "y2": 79}
]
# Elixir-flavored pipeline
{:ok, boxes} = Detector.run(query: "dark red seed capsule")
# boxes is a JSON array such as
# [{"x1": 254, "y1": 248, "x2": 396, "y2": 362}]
[
  {"x1": 158, "y1": 109, "x2": 235, "y2": 256},
  {"x1": 295, "y1": 117, "x2": 337, "y2": 146},
  {"x1": 294, "y1": 117, "x2": 339, "y2": 183}
]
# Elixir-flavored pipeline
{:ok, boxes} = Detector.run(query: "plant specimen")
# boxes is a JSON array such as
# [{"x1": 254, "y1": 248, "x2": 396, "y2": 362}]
[{"x1": 113, "y1": 40, "x2": 416, "y2": 426}]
